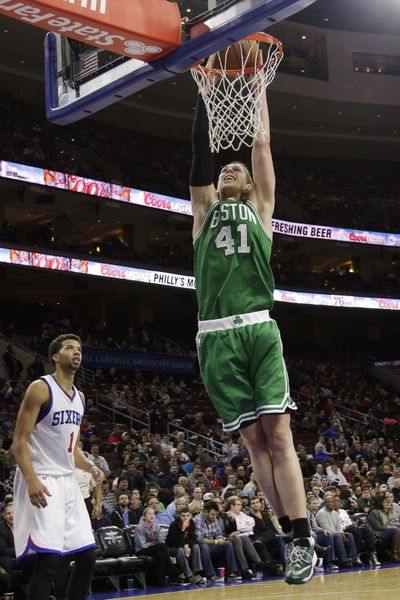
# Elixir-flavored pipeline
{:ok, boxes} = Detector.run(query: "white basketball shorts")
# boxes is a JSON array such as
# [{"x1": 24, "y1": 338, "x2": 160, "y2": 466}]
[{"x1": 14, "y1": 470, "x2": 96, "y2": 559}]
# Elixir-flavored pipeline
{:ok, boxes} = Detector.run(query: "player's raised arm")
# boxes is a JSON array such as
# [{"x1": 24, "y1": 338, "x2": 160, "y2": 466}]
[
  {"x1": 11, "y1": 379, "x2": 52, "y2": 508},
  {"x1": 190, "y1": 93, "x2": 218, "y2": 238},
  {"x1": 251, "y1": 86, "x2": 276, "y2": 232}
]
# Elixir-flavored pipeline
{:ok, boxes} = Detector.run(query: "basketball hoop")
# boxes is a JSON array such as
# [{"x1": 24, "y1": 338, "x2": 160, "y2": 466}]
[{"x1": 191, "y1": 32, "x2": 284, "y2": 152}]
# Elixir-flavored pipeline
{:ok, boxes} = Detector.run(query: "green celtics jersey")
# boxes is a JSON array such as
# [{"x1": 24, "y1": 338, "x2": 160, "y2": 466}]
[{"x1": 194, "y1": 198, "x2": 275, "y2": 320}]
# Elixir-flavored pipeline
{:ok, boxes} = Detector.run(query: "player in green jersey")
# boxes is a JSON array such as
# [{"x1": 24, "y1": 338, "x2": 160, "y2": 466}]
[{"x1": 189, "y1": 88, "x2": 315, "y2": 585}]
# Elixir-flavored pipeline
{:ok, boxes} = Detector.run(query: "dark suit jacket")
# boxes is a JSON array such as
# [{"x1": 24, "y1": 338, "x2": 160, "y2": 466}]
[
  {"x1": 0, "y1": 520, "x2": 15, "y2": 558},
  {"x1": 110, "y1": 507, "x2": 138, "y2": 528}
]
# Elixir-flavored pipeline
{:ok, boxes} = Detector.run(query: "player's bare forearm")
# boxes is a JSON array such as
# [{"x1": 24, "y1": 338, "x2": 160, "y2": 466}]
[
  {"x1": 75, "y1": 446, "x2": 104, "y2": 486},
  {"x1": 93, "y1": 484, "x2": 102, "y2": 509},
  {"x1": 74, "y1": 446, "x2": 95, "y2": 472},
  {"x1": 252, "y1": 90, "x2": 275, "y2": 214},
  {"x1": 11, "y1": 438, "x2": 37, "y2": 483},
  {"x1": 254, "y1": 91, "x2": 271, "y2": 147}
]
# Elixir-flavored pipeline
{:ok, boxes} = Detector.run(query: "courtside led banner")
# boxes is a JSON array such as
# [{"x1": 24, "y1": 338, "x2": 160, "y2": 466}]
[
  {"x1": 1, "y1": 159, "x2": 398, "y2": 247},
  {"x1": 1, "y1": 246, "x2": 399, "y2": 311}
]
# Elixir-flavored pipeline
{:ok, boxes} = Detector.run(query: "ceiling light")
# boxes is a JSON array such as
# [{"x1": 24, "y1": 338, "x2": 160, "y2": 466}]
[
  {"x1": 301, "y1": 34, "x2": 307, "y2": 40},
  {"x1": 356, "y1": 127, "x2": 361, "y2": 131},
  {"x1": 338, "y1": 111, "x2": 342, "y2": 115},
  {"x1": 186, "y1": 8, "x2": 191, "y2": 11},
  {"x1": 292, "y1": 105, "x2": 297, "y2": 110},
  {"x1": 377, "y1": 114, "x2": 381, "y2": 118},
  {"x1": 393, "y1": 130, "x2": 397, "y2": 134},
  {"x1": 4, "y1": 29, "x2": 8, "y2": 33},
  {"x1": 323, "y1": 17, "x2": 329, "y2": 22}
]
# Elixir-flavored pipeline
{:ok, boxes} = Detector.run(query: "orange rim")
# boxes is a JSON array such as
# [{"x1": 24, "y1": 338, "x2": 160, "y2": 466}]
[{"x1": 191, "y1": 32, "x2": 283, "y2": 76}]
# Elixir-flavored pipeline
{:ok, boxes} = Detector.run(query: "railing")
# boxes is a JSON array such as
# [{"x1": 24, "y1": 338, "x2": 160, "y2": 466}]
[
  {"x1": 292, "y1": 387, "x2": 385, "y2": 427},
  {"x1": 0, "y1": 333, "x2": 95, "y2": 388},
  {"x1": 166, "y1": 422, "x2": 225, "y2": 458},
  {"x1": 96, "y1": 393, "x2": 151, "y2": 430}
]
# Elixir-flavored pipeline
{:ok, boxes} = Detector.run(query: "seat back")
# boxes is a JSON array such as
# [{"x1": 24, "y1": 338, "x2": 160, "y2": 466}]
[
  {"x1": 96, "y1": 526, "x2": 131, "y2": 558},
  {"x1": 123, "y1": 524, "x2": 138, "y2": 552}
]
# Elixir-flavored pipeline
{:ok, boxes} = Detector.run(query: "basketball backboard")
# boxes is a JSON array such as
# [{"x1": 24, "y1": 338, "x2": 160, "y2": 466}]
[{"x1": 43, "y1": 0, "x2": 318, "y2": 125}]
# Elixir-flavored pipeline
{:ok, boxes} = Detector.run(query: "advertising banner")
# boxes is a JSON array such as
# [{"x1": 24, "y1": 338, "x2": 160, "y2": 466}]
[
  {"x1": 1, "y1": 246, "x2": 399, "y2": 311},
  {"x1": 82, "y1": 348, "x2": 197, "y2": 374},
  {"x1": 1, "y1": 159, "x2": 399, "y2": 246}
]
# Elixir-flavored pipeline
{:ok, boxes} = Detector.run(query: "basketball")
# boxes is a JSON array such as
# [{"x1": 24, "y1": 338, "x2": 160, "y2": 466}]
[{"x1": 218, "y1": 39, "x2": 260, "y2": 71}]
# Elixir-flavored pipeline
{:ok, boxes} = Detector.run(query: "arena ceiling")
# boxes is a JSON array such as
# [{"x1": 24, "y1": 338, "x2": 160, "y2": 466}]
[{"x1": 0, "y1": 1, "x2": 399, "y2": 156}]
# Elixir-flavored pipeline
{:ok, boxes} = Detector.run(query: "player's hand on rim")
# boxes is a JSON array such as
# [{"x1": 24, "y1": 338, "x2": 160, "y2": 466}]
[{"x1": 28, "y1": 476, "x2": 52, "y2": 508}]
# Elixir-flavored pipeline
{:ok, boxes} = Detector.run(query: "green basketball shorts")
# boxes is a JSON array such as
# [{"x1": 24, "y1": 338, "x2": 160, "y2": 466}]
[{"x1": 196, "y1": 309, "x2": 297, "y2": 432}]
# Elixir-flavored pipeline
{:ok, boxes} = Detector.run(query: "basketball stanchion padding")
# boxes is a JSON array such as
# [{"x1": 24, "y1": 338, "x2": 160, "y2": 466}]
[{"x1": 191, "y1": 33, "x2": 284, "y2": 152}]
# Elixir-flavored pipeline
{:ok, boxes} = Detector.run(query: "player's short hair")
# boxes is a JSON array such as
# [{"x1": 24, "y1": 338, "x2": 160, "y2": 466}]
[{"x1": 48, "y1": 334, "x2": 82, "y2": 364}]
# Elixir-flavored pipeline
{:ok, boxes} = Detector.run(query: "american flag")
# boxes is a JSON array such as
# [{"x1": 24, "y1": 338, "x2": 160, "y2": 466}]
[{"x1": 74, "y1": 50, "x2": 99, "y2": 82}]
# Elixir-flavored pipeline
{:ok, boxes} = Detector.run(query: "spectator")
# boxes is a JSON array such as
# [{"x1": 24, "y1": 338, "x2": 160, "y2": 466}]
[
  {"x1": 204, "y1": 467, "x2": 223, "y2": 493},
  {"x1": 147, "y1": 497, "x2": 172, "y2": 526},
  {"x1": 89, "y1": 444, "x2": 110, "y2": 477},
  {"x1": 101, "y1": 479, "x2": 118, "y2": 514},
  {"x1": 385, "y1": 491, "x2": 400, "y2": 528},
  {"x1": 312, "y1": 464, "x2": 326, "y2": 485},
  {"x1": 222, "y1": 474, "x2": 238, "y2": 498},
  {"x1": 125, "y1": 461, "x2": 146, "y2": 495},
  {"x1": 2, "y1": 346, "x2": 22, "y2": 380},
  {"x1": 326, "y1": 463, "x2": 348, "y2": 487},
  {"x1": 134, "y1": 508, "x2": 181, "y2": 586},
  {"x1": 188, "y1": 487, "x2": 203, "y2": 516},
  {"x1": 249, "y1": 496, "x2": 285, "y2": 573},
  {"x1": 366, "y1": 495, "x2": 400, "y2": 561},
  {"x1": 357, "y1": 487, "x2": 373, "y2": 514},
  {"x1": 74, "y1": 464, "x2": 102, "y2": 524},
  {"x1": 316, "y1": 493, "x2": 361, "y2": 567},
  {"x1": 166, "y1": 507, "x2": 206, "y2": 584},
  {"x1": 129, "y1": 489, "x2": 144, "y2": 521},
  {"x1": 161, "y1": 465, "x2": 181, "y2": 490},
  {"x1": 387, "y1": 468, "x2": 400, "y2": 490},
  {"x1": 391, "y1": 478, "x2": 400, "y2": 504},
  {"x1": 221, "y1": 496, "x2": 266, "y2": 579},
  {"x1": 306, "y1": 497, "x2": 338, "y2": 571},
  {"x1": 26, "y1": 355, "x2": 45, "y2": 380},
  {"x1": 332, "y1": 496, "x2": 380, "y2": 566},
  {"x1": 0, "y1": 503, "x2": 16, "y2": 585},
  {"x1": 193, "y1": 501, "x2": 240, "y2": 582},
  {"x1": 110, "y1": 493, "x2": 138, "y2": 528},
  {"x1": 187, "y1": 466, "x2": 210, "y2": 491},
  {"x1": 113, "y1": 476, "x2": 131, "y2": 500}
]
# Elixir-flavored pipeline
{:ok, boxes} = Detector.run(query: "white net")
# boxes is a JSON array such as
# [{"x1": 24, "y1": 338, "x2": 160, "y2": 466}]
[{"x1": 191, "y1": 34, "x2": 283, "y2": 152}]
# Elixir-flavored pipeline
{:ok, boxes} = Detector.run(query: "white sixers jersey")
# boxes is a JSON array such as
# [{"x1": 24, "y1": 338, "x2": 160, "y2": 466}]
[{"x1": 27, "y1": 374, "x2": 84, "y2": 476}]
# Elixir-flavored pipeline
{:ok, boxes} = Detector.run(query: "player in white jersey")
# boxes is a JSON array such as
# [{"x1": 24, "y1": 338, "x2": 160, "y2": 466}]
[{"x1": 11, "y1": 334, "x2": 104, "y2": 600}]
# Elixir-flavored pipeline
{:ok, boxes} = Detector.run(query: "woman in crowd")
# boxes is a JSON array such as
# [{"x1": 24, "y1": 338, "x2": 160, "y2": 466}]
[
  {"x1": 366, "y1": 495, "x2": 400, "y2": 561},
  {"x1": 220, "y1": 496, "x2": 267, "y2": 579},
  {"x1": 134, "y1": 507, "x2": 181, "y2": 586}
]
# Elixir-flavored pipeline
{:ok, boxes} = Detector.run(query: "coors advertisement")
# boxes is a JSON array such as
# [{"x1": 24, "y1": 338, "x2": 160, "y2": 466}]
[{"x1": 1, "y1": 159, "x2": 400, "y2": 246}]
